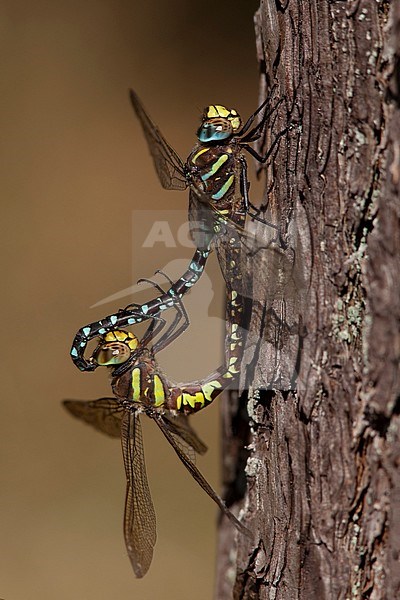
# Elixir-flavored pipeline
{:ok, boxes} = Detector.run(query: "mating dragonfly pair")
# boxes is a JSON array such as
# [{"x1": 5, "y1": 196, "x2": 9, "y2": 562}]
[{"x1": 66, "y1": 89, "x2": 295, "y2": 576}]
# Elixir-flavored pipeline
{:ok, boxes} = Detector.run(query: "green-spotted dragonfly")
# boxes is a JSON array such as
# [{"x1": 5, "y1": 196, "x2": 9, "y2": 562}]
[
  {"x1": 70, "y1": 89, "x2": 295, "y2": 385},
  {"x1": 65, "y1": 284, "x2": 250, "y2": 577}
]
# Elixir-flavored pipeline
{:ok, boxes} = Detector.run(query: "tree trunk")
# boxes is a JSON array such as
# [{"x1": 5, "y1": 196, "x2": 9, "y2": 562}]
[{"x1": 216, "y1": 2, "x2": 400, "y2": 598}]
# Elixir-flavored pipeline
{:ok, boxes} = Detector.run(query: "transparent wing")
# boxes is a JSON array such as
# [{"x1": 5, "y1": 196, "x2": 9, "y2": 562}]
[
  {"x1": 213, "y1": 216, "x2": 299, "y2": 304},
  {"x1": 239, "y1": 209, "x2": 311, "y2": 390},
  {"x1": 153, "y1": 412, "x2": 250, "y2": 538},
  {"x1": 130, "y1": 89, "x2": 188, "y2": 191},
  {"x1": 212, "y1": 214, "x2": 308, "y2": 390},
  {"x1": 161, "y1": 412, "x2": 207, "y2": 456},
  {"x1": 188, "y1": 190, "x2": 218, "y2": 252},
  {"x1": 121, "y1": 411, "x2": 156, "y2": 578},
  {"x1": 62, "y1": 398, "x2": 123, "y2": 438}
]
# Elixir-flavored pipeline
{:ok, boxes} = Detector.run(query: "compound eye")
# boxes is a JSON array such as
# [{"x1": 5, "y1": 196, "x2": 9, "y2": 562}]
[
  {"x1": 197, "y1": 119, "x2": 233, "y2": 143},
  {"x1": 93, "y1": 342, "x2": 131, "y2": 366}
]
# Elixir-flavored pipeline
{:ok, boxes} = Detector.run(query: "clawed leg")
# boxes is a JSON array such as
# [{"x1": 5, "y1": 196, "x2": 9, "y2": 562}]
[
  {"x1": 239, "y1": 158, "x2": 287, "y2": 248},
  {"x1": 242, "y1": 123, "x2": 289, "y2": 164},
  {"x1": 240, "y1": 95, "x2": 283, "y2": 144},
  {"x1": 141, "y1": 270, "x2": 190, "y2": 355},
  {"x1": 238, "y1": 84, "x2": 278, "y2": 138},
  {"x1": 116, "y1": 270, "x2": 190, "y2": 371},
  {"x1": 70, "y1": 247, "x2": 210, "y2": 372}
]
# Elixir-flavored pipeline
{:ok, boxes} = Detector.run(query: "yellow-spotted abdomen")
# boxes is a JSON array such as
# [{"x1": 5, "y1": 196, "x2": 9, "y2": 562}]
[{"x1": 167, "y1": 376, "x2": 227, "y2": 414}]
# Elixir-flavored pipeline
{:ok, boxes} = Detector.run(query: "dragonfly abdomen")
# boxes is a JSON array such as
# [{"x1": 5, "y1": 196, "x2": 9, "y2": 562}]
[
  {"x1": 169, "y1": 380, "x2": 222, "y2": 413},
  {"x1": 167, "y1": 343, "x2": 243, "y2": 414},
  {"x1": 113, "y1": 355, "x2": 234, "y2": 415}
]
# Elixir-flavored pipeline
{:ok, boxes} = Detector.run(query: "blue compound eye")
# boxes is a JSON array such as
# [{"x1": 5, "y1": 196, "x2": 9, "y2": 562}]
[
  {"x1": 93, "y1": 342, "x2": 131, "y2": 366},
  {"x1": 197, "y1": 119, "x2": 233, "y2": 143}
]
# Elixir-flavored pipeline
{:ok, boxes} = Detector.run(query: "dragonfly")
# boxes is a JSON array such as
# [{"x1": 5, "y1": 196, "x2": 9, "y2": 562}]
[
  {"x1": 70, "y1": 89, "x2": 293, "y2": 382},
  {"x1": 64, "y1": 280, "x2": 250, "y2": 577}
]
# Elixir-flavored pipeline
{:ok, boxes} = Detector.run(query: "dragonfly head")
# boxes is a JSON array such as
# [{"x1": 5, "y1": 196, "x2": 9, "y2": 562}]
[
  {"x1": 91, "y1": 330, "x2": 139, "y2": 367},
  {"x1": 197, "y1": 104, "x2": 242, "y2": 143}
]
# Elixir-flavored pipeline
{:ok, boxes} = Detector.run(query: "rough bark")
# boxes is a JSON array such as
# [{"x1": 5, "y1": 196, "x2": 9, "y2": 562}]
[{"x1": 216, "y1": 2, "x2": 400, "y2": 599}]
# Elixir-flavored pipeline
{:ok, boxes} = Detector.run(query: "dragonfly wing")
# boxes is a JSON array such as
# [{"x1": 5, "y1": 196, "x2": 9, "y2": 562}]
[
  {"x1": 152, "y1": 413, "x2": 250, "y2": 537},
  {"x1": 241, "y1": 215, "x2": 310, "y2": 390},
  {"x1": 121, "y1": 411, "x2": 156, "y2": 578},
  {"x1": 213, "y1": 215, "x2": 302, "y2": 307},
  {"x1": 129, "y1": 89, "x2": 188, "y2": 191},
  {"x1": 161, "y1": 412, "x2": 207, "y2": 455},
  {"x1": 212, "y1": 215, "x2": 308, "y2": 390},
  {"x1": 188, "y1": 191, "x2": 217, "y2": 252},
  {"x1": 62, "y1": 398, "x2": 123, "y2": 438},
  {"x1": 243, "y1": 217, "x2": 308, "y2": 336}
]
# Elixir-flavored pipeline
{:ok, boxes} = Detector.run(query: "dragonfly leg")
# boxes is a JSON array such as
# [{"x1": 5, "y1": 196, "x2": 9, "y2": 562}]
[
  {"x1": 239, "y1": 94, "x2": 283, "y2": 143},
  {"x1": 239, "y1": 158, "x2": 286, "y2": 250},
  {"x1": 137, "y1": 273, "x2": 189, "y2": 352},
  {"x1": 138, "y1": 270, "x2": 190, "y2": 355},
  {"x1": 241, "y1": 121, "x2": 289, "y2": 165},
  {"x1": 112, "y1": 272, "x2": 191, "y2": 376},
  {"x1": 238, "y1": 95, "x2": 271, "y2": 137},
  {"x1": 121, "y1": 302, "x2": 143, "y2": 312},
  {"x1": 238, "y1": 85, "x2": 279, "y2": 138},
  {"x1": 70, "y1": 247, "x2": 210, "y2": 372},
  {"x1": 151, "y1": 304, "x2": 189, "y2": 354}
]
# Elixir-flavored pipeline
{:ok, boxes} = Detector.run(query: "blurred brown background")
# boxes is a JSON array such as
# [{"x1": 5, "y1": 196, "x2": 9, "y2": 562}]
[{"x1": 1, "y1": 1, "x2": 259, "y2": 598}]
